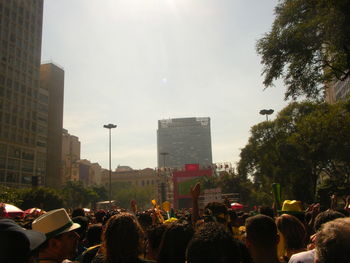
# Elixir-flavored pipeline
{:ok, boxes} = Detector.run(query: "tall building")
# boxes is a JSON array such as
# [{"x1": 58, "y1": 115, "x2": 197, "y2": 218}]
[
  {"x1": 157, "y1": 117, "x2": 212, "y2": 168},
  {"x1": 61, "y1": 129, "x2": 81, "y2": 183},
  {"x1": 0, "y1": 0, "x2": 45, "y2": 187},
  {"x1": 325, "y1": 76, "x2": 350, "y2": 103},
  {"x1": 40, "y1": 63, "x2": 64, "y2": 187}
]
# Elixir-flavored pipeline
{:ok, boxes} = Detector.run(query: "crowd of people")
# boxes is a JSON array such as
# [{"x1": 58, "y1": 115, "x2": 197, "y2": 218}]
[{"x1": 1, "y1": 186, "x2": 350, "y2": 263}]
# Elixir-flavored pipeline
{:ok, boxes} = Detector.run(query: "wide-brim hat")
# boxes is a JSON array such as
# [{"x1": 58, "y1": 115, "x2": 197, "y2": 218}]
[
  {"x1": 0, "y1": 218, "x2": 46, "y2": 251},
  {"x1": 32, "y1": 208, "x2": 80, "y2": 239}
]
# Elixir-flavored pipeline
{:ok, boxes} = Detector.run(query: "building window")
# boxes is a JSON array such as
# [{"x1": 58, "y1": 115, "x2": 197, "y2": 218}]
[
  {"x1": 22, "y1": 160, "x2": 34, "y2": 173},
  {"x1": 6, "y1": 171, "x2": 19, "y2": 183},
  {"x1": 0, "y1": 143, "x2": 7, "y2": 156},
  {"x1": 0, "y1": 157, "x2": 6, "y2": 169}
]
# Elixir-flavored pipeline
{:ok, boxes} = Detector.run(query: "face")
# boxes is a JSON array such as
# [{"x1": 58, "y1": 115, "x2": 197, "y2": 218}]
[{"x1": 56, "y1": 230, "x2": 80, "y2": 260}]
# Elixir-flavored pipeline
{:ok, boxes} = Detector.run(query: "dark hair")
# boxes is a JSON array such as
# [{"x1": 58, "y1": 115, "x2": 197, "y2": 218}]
[
  {"x1": 315, "y1": 217, "x2": 350, "y2": 263},
  {"x1": 259, "y1": 206, "x2": 274, "y2": 218},
  {"x1": 203, "y1": 202, "x2": 228, "y2": 224},
  {"x1": 157, "y1": 222, "x2": 194, "y2": 263},
  {"x1": 245, "y1": 215, "x2": 278, "y2": 248},
  {"x1": 146, "y1": 224, "x2": 167, "y2": 257},
  {"x1": 314, "y1": 210, "x2": 345, "y2": 232},
  {"x1": 276, "y1": 214, "x2": 306, "y2": 250},
  {"x1": 72, "y1": 216, "x2": 89, "y2": 239},
  {"x1": 85, "y1": 224, "x2": 103, "y2": 247},
  {"x1": 72, "y1": 208, "x2": 85, "y2": 218},
  {"x1": 95, "y1": 210, "x2": 106, "y2": 223},
  {"x1": 102, "y1": 213, "x2": 144, "y2": 263},
  {"x1": 136, "y1": 211, "x2": 153, "y2": 231},
  {"x1": 186, "y1": 222, "x2": 241, "y2": 263}
]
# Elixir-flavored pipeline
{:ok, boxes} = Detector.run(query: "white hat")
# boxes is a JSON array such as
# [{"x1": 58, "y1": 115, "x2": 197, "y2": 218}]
[{"x1": 32, "y1": 208, "x2": 80, "y2": 239}]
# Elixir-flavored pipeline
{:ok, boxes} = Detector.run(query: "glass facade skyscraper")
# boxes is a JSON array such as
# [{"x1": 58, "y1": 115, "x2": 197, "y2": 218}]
[{"x1": 157, "y1": 117, "x2": 212, "y2": 168}]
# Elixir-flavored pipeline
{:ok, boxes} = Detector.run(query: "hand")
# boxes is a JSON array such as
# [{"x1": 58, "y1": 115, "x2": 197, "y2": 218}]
[
  {"x1": 311, "y1": 203, "x2": 320, "y2": 217},
  {"x1": 130, "y1": 199, "x2": 137, "y2": 213},
  {"x1": 330, "y1": 194, "x2": 337, "y2": 209},
  {"x1": 346, "y1": 195, "x2": 350, "y2": 204},
  {"x1": 190, "y1": 182, "x2": 201, "y2": 200}
]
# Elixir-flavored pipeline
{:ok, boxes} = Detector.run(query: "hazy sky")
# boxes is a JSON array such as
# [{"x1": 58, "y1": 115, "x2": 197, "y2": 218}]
[{"x1": 41, "y1": 0, "x2": 289, "y2": 170}]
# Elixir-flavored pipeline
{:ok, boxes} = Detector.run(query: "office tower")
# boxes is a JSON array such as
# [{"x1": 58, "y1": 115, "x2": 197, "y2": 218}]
[
  {"x1": 61, "y1": 129, "x2": 81, "y2": 183},
  {"x1": 0, "y1": 0, "x2": 45, "y2": 187},
  {"x1": 40, "y1": 63, "x2": 64, "y2": 188},
  {"x1": 325, "y1": 76, "x2": 350, "y2": 103},
  {"x1": 157, "y1": 117, "x2": 212, "y2": 168}
]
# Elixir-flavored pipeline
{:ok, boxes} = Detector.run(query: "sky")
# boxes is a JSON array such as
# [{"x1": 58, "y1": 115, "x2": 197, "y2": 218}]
[{"x1": 41, "y1": 0, "x2": 289, "y2": 170}]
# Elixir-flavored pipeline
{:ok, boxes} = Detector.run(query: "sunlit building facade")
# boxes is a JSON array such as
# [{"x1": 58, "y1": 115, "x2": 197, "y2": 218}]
[
  {"x1": 325, "y1": 76, "x2": 350, "y2": 103},
  {"x1": 0, "y1": 0, "x2": 45, "y2": 187},
  {"x1": 41, "y1": 63, "x2": 64, "y2": 188}
]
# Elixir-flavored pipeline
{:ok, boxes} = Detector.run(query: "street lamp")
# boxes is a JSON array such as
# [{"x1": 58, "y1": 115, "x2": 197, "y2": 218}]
[
  {"x1": 259, "y1": 109, "x2": 274, "y2": 121},
  {"x1": 103, "y1": 123, "x2": 117, "y2": 207}
]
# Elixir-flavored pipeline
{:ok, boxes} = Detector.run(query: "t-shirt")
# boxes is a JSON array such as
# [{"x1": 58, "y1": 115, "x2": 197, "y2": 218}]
[{"x1": 288, "y1": 249, "x2": 315, "y2": 263}]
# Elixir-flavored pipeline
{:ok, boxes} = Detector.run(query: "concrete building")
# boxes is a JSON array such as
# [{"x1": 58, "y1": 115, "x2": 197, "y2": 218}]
[
  {"x1": 61, "y1": 129, "x2": 80, "y2": 183},
  {"x1": 157, "y1": 117, "x2": 212, "y2": 169},
  {"x1": 90, "y1": 162, "x2": 103, "y2": 185},
  {"x1": 325, "y1": 76, "x2": 350, "y2": 103},
  {"x1": 40, "y1": 63, "x2": 64, "y2": 188},
  {"x1": 101, "y1": 166, "x2": 160, "y2": 190},
  {"x1": 0, "y1": 0, "x2": 45, "y2": 187}
]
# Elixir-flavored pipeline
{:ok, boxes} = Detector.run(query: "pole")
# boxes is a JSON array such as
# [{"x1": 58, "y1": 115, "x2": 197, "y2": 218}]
[
  {"x1": 104, "y1": 123, "x2": 117, "y2": 208},
  {"x1": 109, "y1": 128, "x2": 112, "y2": 207}
]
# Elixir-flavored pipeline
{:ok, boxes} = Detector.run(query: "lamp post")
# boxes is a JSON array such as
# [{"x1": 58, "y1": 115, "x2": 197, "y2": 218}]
[
  {"x1": 103, "y1": 123, "x2": 117, "y2": 207},
  {"x1": 259, "y1": 109, "x2": 274, "y2": 121}
]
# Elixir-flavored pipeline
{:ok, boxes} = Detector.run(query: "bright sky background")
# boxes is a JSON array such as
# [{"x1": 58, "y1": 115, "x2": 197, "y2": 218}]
[{"x1": 41, "y1": 0, "x2": 289, "y2": 170}]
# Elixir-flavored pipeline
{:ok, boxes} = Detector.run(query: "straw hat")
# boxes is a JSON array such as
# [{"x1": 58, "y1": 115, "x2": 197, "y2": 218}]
[{"x1": 32, "y1": 208, "x2": 80, "y2": 239}]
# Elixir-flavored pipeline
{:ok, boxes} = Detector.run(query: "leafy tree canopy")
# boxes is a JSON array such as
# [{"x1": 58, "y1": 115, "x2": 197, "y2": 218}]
[
  {"x1": 238, "y1": 98, "x2": 350, "y2": 203},
  {"x1": 257, "y1": 0, "x2": 350, "y2": 99},
  {"x1": 19, "y1": 187, "x2": 64, "y2": 211}
]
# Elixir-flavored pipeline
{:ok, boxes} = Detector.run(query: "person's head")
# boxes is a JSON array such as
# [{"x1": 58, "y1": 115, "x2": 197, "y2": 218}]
[
  {"x1": 94, "y1": 210, "x2": 106, "y2": 224},
  {"x1": 203, "y1": 202, "x2": 228, "y2": 225},
  {"x1": 102, "y1": 212, "x2": 144, "y2": 263},
  {"x1": 245, "y1": 214, "x2": 279, "y2": 259},
  {"x1": 136, "y1": 211, "x2": 153, "y2": 231},
  {"x1": 85, "y1": 224, "x2": 103, "y2": 247},
  {"x1": 315, "y1": 217, "x2": 350, "y2": 263},
  {"x1": 314, "y1": 210, "x2": 345, "y2": 232},
  {"x1": 72, "y1": 208, "x2": 85, "y2": 218},
  {"x1": 32, "y1": 208, "x2": 81, "y2": 262},
  {"x1": 275, "y1": 214, "x2": 306, "y2": 251},
  {"x1": 259, "y1": 206, "x2": 274, "y2": 218},
  {"x1": 157, "y1": 222, "x2": 194, "y2": 263},
  {"x1": 0, "y1": 218, "x2": 46, "y2": 263},
  {"x1": 72, "y1": 216, "x2": 89, "y2": 241},
  {"x1": 186, "y1": 222, "x2": 241, "y2": 263}
]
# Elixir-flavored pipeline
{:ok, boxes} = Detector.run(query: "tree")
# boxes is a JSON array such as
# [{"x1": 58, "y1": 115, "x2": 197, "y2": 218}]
[
  {"x1": 111, "y1": 181, "x2": 156, "y2": 210},
  {"x1": 0, "y1": 185, "x2": 22, "y2": 206},
  {"x1": 216, "y1": 171, "x2": 259, "y2": 206},
  {"x1": 238, "y1": 99, "x2": 350, "y2": 203},
  {"x1": 19, "y1": 187, "x2": 64, "y2": 210},
  {"x1": 256, "y1": 0, "x2": 350, "y2": 99},
  {"x1": 87, "y1": 185, "x2": 108, "y2": 208},
  {"x1": 61, "y1": 181, "x2": 97, "y2": 208}
]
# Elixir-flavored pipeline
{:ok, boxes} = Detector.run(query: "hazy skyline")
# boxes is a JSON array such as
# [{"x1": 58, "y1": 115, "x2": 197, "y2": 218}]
[{"x1": 41, "y1": 0, "x2": 289, "y2": 170}]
